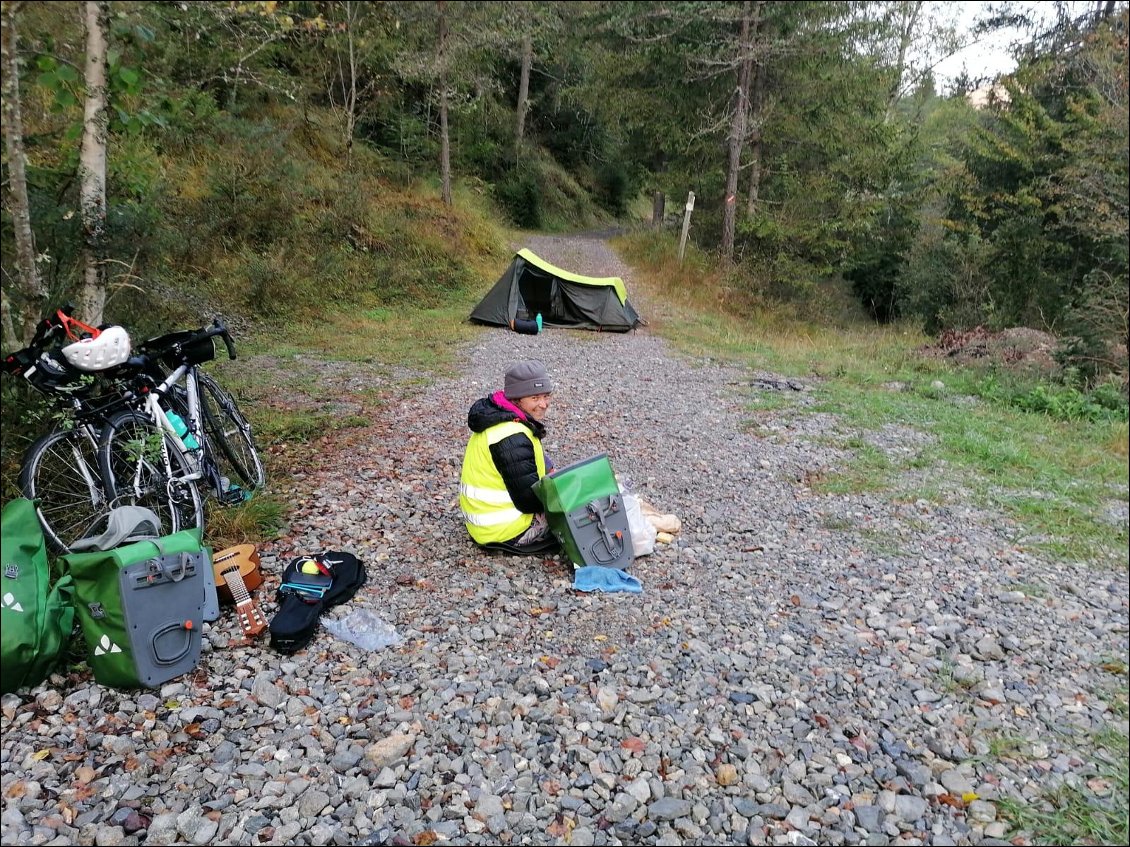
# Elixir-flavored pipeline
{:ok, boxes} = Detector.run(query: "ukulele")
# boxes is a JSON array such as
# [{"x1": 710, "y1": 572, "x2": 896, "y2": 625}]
[{"x1": 212, "y1": 544, "x2": 267, "y2": 637}]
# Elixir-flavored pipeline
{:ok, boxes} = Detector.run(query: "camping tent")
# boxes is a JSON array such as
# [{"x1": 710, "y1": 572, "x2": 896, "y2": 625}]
[{"x1": 470, "y1": 249, "x2": 642, "y2": 332}]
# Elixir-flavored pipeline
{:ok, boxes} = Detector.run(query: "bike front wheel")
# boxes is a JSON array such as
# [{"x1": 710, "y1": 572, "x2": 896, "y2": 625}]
[
  {"x1": 19, "y1": 426, "x2": 111, "y2": 554},
  {"x1": 98, "y1": 410, "x2": 204, "y2": 537},
  {"x1": 197, "y1": 372, "x2": 266, "y2": 495}
]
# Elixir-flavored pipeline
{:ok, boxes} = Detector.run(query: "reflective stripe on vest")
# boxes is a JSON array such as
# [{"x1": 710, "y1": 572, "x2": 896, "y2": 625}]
[{"x1": 459, "y1": 420, "x2": 545, "y2": 544}]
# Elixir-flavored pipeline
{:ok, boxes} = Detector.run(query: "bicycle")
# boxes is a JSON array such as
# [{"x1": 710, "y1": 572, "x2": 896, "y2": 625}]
[
  {"x1": 96, "y1": 320, "x2": 266, "y2": 539},
  {"x1": 5, "y1": 307, "x2": 140, "y2": 552},
  {"x1": 5, "y1": 309, "x2": 264, "y2": 553}
]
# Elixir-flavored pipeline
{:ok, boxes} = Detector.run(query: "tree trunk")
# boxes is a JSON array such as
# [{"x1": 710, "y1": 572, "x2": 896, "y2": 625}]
[
  {"x1": 344, "y1": 0, "x2": 358, "y2": 170},
  {"x1": 884, "y1": 1, "x2": 922, "y2": 124},
  {"x1": 79, "y1": 0, "x2": 109, "y2": 325},
  {"x1": 437, "y1": 1, "x2": 452, "y2": 206},
  {"x1": 515, "y1": 30, "x2": 532, "y2": 154},
  {"x1": 745, "y1": 2, "x2": 765, "y2": 216},
  {"x1": 1, "y1": 1, "x2": 47, "y2": 346},
  {"x1": 652, "y1": 191, "x2": 665, "y2": 227},
  {"x1": 721, "y1": 1, "x2": 752, "y2": 262}
]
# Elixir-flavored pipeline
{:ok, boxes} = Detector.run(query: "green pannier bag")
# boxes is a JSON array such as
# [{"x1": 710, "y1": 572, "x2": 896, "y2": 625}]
[
  {"x1": 1, "y1": 498, "x2": 76, "y2": 695},
  {"x1": 63, "y1": 529, "x2": 207, "y2": 690},
  {"x1": 533, "y1": 453, "x2": 632, "y2": 569}
]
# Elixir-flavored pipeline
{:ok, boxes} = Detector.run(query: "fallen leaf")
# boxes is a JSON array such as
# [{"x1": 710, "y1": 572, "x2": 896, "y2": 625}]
[
  {"x1": 937, "y1": 793, "x2": 964, "y2": 808},
  {"x1": 32, "y1": 749, "x2": 51, "y2": 761},
  {"x1": 4, "y1": 781, "x2": 26, "y2": 799},
  {"x1": 962, "y1": 792, "x2": 979, "y2": 804},
  {"x1": 546, "y1": 815, "x2": 575, "y2": 838},
  {"x1": 593, "y1": 635, "x2": 608, "y2": 642},
  {"x1": 715, "y1": 763, "x2": 739, "y2": 786},
  {"x1": 412, "y1": 832, "x2": 438, "y2": 846},
  {"x1": 540, "y1": 656, "x2": 560, "y2": 669},
  {"x1": 72, "y1": 784, "x2": 95, "y2": 802},
  {"x1": 621, "y1": 737, "x2": 646, "y2": 753},
  {"x1": 75, "y1": 766, "x2": 96, "y2": 784}
]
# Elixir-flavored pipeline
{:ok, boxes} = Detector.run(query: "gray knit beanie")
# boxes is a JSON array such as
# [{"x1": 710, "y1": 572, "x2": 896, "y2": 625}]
[{"x1": 503, "y1": 359, "x2": 553, "y2": 400}]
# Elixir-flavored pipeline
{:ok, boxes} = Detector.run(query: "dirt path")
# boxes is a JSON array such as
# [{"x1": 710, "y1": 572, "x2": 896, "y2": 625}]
[{"x1": 3, "y1": 234, "x2": 1124, "y2": 847}]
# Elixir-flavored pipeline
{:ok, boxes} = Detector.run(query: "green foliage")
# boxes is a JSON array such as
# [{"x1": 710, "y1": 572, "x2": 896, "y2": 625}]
[
  {"x1": 594, "y1": 160, "x2": 634, "y2": 217},
  {"x1": 494, "y1": 163, "x2": 543, "y2": 228},
  {"x1": 896, "y1": 10, "x2": 1129, "y2": 388},
  {"x1": 975, "y1": 377, "x2": 1129, "y2": 424}
]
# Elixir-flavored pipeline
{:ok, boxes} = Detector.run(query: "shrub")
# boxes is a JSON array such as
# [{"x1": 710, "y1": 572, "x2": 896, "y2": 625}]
[{"x1": 494, "y1": 164, "x2": 542, "y2": 228}]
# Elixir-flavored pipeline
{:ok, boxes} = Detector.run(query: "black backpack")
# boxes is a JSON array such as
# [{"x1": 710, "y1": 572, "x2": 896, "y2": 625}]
[{"x1": 268, "y1": 551, "x2": 367, "y2": 654}]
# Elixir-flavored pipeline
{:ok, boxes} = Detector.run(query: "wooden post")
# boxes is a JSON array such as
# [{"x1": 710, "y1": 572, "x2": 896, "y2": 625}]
[
  {"x1": 651, "y1": 191, "x2": 665, "y2": 227},
  {"x1": 677, "y1": 191, "x2": 695, "y2": 264}
]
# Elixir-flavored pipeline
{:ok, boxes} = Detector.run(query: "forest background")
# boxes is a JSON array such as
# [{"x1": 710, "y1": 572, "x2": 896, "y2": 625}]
[{"x1": 1, "y1": 0, "x2": 1127, "y2": 454}]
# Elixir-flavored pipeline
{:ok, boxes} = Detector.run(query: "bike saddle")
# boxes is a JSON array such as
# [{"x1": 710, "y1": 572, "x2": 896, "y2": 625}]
[{"x1": 70, "y1": 506, "x2": 164, "y2": 552}]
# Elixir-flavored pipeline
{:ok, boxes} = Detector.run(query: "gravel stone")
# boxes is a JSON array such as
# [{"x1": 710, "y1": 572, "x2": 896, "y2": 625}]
[{"x1": 2, "y1": 235, "x2": 1126, "y2": 847}]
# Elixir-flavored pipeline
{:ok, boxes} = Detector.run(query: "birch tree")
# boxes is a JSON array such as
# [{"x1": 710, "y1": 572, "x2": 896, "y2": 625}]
[
  {"x1": 721, "y1": 1, "x2": 753, "y2": 261},
  {"x1": 515, "y1": 28, "x2": 532, "y2": 152},
  {"x1": 1, "y1": 0, "x2": 47, "y2": 346},
  {"x1": 335, "y1": 0, "x2": 361, "y2": 169},
  {"x1": 436, "y1": 0, "x2": 452, "y2": 206},
  {"x1": 78, "y1": 0, "x2": 109, "y2": 325}
]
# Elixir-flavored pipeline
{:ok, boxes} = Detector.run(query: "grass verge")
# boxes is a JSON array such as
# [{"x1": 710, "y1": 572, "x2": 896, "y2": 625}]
[
  {"x1": 616, "y1": 228, "x2": 1129, "y2": 846},
  {"x1": 615, "y1": 229, "x2": 1128, "y2": 570}
]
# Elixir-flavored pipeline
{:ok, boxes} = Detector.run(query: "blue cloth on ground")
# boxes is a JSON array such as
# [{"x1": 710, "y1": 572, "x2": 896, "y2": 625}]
[{"x1": 573, "y1": 566, "x2": 643, "y2": 594}]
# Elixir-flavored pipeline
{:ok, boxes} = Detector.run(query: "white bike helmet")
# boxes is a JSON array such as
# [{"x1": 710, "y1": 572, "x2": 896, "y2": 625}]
[{"x1": 61, "y1": 325, "x2": 132, "y2": 372}]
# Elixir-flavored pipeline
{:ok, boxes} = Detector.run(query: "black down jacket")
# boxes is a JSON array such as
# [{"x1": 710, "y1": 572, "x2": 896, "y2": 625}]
[{"x1": 466, "y1": 395, "x2": 547, "y2": 514}]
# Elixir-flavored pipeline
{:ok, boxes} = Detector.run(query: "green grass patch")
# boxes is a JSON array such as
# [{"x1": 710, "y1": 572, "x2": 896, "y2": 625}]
[
  {"x1": 204, "y1": 493, "x2": 286, "y2": 550},
  {"x1": 998, "y1": 726, "x2": 1128, "y2": 846},
  {"x1": 252, "y1": 408, "x2": 369, "y2": 447},
  {"x1": 616, "y1": 230, "x2": 1129, "y2": 570}
]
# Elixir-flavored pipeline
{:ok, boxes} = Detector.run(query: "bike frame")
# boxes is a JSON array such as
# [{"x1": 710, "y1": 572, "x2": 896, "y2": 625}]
[
  {"x1": 70, "y1": 421, "x2": 108, "y2": 505},
  {"x1": 127, "y1": 363, "x2": 206, "y2": 498}
]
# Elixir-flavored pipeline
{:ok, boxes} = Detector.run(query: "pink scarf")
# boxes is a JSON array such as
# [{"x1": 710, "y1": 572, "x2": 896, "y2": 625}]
[{"x1": 492, "y1": 390, "x2": 528, "y2": 422}]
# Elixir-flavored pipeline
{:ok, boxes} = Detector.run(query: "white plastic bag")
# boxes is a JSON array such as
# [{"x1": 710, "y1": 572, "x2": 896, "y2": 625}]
[
  {"x1": 322, "y1": 609, "x2": 402, "y2": 651},
  {"x1": 623, "y1": 493, "x2": 657, "y2": 557}
]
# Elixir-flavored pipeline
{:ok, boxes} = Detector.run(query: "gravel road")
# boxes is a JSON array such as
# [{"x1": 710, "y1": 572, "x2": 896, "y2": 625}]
[{"x1": 2, "y1": 234, "x2": 1127, "y2": 847}]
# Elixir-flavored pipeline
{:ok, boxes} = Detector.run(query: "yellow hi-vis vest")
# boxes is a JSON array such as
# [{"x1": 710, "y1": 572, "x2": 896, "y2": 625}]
[{"x1": 459, "y1": 420, "x2": 546, "y2": 545}]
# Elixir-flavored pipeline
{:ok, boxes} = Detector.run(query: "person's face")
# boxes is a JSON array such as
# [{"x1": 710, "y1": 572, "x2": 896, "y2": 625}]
[{"x1": 516, "y1": 392, "x2": 551, "y2": 422}]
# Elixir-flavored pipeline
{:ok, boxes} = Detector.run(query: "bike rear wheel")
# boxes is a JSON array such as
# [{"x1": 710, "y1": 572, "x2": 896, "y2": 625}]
[
  {"x1": 19, "y1": 426, "x2": 110, "y2": 554},
  {"x1": 197, "y1": 372, "x2": 266, "y2": 495},
  {"x1": 98, "y1": 410, "x2": 204, "y2": 537}
]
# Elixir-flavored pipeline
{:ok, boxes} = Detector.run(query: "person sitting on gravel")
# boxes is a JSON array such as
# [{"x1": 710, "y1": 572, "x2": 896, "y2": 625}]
[{"x1": 459, "y1": 359, "x2": 559, "y2": 554}]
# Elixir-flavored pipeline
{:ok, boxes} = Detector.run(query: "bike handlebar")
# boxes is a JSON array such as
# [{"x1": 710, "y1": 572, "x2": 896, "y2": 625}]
[
  {"x1": 4, "y1": 309, "x2": 238, "y2": 390},
  {"x1": 213, "y1": 318, "x2": 238, "y2": 361}
]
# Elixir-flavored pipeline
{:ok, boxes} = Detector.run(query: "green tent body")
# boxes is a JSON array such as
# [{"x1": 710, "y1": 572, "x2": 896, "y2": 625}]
[{"x1": 470, "y1": 249, "x2": 642, "y2": 332}]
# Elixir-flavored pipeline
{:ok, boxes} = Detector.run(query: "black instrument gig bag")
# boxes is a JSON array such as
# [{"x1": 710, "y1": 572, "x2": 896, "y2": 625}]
[{"x1": 269, "y1": 551, "x2": 366, "y2": 654}]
